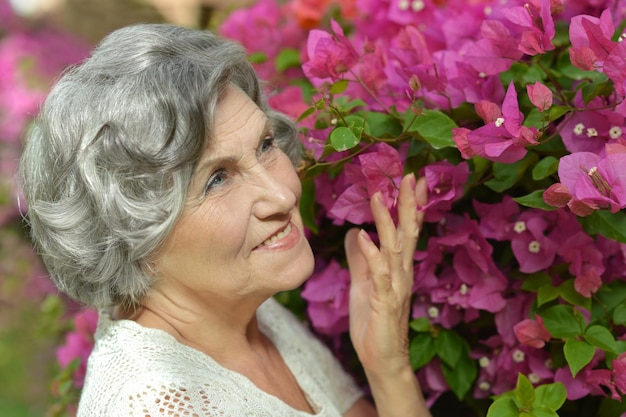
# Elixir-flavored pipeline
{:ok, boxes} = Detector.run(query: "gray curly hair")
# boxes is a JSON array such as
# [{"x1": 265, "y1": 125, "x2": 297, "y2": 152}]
[{"x1": 19, "y1": 24, "x2": 301, "y2": 309}]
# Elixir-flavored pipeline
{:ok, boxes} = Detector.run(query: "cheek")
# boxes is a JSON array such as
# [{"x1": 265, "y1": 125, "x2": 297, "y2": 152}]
[{"x1": 277, "y1": 156, "x2": 302, "y2": 197}]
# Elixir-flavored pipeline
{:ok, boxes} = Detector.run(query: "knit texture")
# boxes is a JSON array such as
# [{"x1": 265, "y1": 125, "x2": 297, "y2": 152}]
[{"x1": 77, "y1": 297, "x2": 363, "y2": 416}]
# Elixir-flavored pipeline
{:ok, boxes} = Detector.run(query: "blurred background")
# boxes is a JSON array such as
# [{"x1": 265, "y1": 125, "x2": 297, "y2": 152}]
[{"x1": 0, "y1": 1, "x2": 252, "y2": 416}]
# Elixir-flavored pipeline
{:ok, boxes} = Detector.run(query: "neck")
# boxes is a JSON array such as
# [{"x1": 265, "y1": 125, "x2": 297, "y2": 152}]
[{"x1": 128, "y1": 286, "x2": 269, "y2": 362}]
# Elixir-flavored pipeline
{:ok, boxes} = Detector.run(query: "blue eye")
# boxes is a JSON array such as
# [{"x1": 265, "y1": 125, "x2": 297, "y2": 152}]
[
  {"x1": 204, "y1": 169, "x2": 227, "y2": 195},
  {"x1": 260, "y1": 136, "x2": 275, "y2": 153}
]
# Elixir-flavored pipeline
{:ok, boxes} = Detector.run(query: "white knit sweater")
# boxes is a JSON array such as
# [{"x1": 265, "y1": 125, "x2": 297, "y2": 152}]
[{"x1": 77, "y1": 297, "x2": 363, "y2": 416}]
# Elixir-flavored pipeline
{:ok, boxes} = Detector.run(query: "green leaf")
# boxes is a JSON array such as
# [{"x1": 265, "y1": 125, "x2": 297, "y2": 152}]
[
  {"x1": 547, "y1": 105, "x2": 571, "y2": 122},
  {"x1": 409, "y1": 317, "x2": 431, "y2": 332},
  {"x1": 485, "y1": 153, "x2": 538, "y2": 193},
  {"x1": 521, "y1": 272, "x2": 553, "y2": 292},
  {"x1": 516, "y1": 373, "x2": 536, "y2": 410},
  {"x1": 514, "y1": 190, "x2": 557, "y2": 210},
  {"x1": 532, "y1": 156, "x2": 559, "y2": 180},
  {"x1": 531, "y1": 408, "x2": 559, "y2": 417},
  {"x1": 440, "y1": 355, "x2": 477, "y2": 400},
  {"x1": 558, "y1": 279, "x2": 592, "y2": 310},
  {"x1": 363, "y1": 112, "x2": 402, "y2": 138},
  {"x1": 537, "y1": 284, "x2": 560, "y2": 307},
  {"x1": 248, "y1": 51, "x2": 268, "y2": 64},
  {"x1": 329, "y1": 126, "x2": 360, "y2": 151},
  {"x1": 486, "y1": 397, "x2": 519, "y2": 417},
  {"x1": 435, "y1": 330, "x2": 463, "y2": 367},
  {"x1": 539, "y1": 304, "x2": 582, "y2": 338},
  {"x1": 534, "y1": 382, "x2": 567, "y2": 411},
  {"x1": 274, "y1": 48, "x2": 300, "y2": 72},
  {"x1": 613, "y1": 304, "x2": 626, "y2": 326},
  {"x1": 299, "y1": 178, "x2": 318, "y2": 234},
  {"x1": 584, "y1": 325, "x2": 617, "y2": 353},
  {"x1": 580, "y1": 210, "x2": 626, "y2": 243},
  {"x1": 334, "y1": 96, "x2": 367, "y2": 112},
  {"x1": 330, "y1": 79, "x2": 349, "y2": 95},
  {"x1": 409, "y1": 333, "x2": 437, "y2": 370},
  {"x1": 564, "y1": 339, "x2": 595, "y2": 377},
  {"x1": 296, "y1": 106, "x2": 316, "y2": 122},
  {"x1": 340, "y1": 115, "x2": 369, "y2": 138},
  {"x1": 404, "y1": 109, "x2": 457, "y2": 149}
]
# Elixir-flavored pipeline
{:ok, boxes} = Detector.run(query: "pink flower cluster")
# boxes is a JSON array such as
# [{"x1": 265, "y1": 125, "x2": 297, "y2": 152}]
[
  {"x1": 56, "y1": 309, "x2": 98, "y2": 387},
  {"x1": 219, "y1": 0, "x2": 626, "y2": 409}
]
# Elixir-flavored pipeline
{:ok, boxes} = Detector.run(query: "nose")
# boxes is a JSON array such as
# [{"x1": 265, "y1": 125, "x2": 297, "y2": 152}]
[{"x1": 251, "y1": 164, "x2": 298, "y2": 219}]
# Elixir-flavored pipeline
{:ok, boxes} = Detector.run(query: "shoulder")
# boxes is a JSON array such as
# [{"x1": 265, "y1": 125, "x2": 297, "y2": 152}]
[{"x1": 78, "y1": 313, "x2": 233, "y2": 416}]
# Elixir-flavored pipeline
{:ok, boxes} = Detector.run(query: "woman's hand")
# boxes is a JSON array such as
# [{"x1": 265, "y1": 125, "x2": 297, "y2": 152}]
[{"x1": 344, "y1": 173, "x2": 430, "y2": 417}]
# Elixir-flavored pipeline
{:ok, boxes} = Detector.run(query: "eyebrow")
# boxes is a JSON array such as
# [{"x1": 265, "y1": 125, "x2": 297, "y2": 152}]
[{"x1": 194, "y1": 117, "x2": 273, "y2": 175}]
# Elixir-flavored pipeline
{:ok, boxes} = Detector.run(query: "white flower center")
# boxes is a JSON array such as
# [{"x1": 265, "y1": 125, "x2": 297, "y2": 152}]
[
  {"x1": 512, "y1": 349, "x2": 525, "y2": 363},
  {"x1": 514, "y1": 221, "x2": 526, "y2": 233},
  {"x1": 528, "y1": 373, "x2": 540, "y2": 384},
  {"x1": 479, "y1": 381, "x2": 491, "y2": 391},
  {"x1": 528, "y1": 240, "x2": 541, "y2": 253},
  {"x1": 479, "y1": 356, "x2": 490, "y2": 368},
  {"x1": 573, "y1": 123, "x2": 585, "y2": 135},
  {"x1": 411, "y1": 0, "x2": 425, "y2": 12},
  {"x1": 586, "y1": 127, "x2": 598, "y2": 137},
  {"x1": 495, "y1": 117, "x2": 505, "y2": 127},
  {"x1": 459, "y1": 283, "x2": 469, "y2": 295},
  {"x1": 427, "y1": 306, "x2": 439, "y2": 318},
  {"x1": 398, "y1": 0, "x2": 410, "y2": 10},
  {"x1": 609, "y1": 126, "x2": 622, "y2": 139}
]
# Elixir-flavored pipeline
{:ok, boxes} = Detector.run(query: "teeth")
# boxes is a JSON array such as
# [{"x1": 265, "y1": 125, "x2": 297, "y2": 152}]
[{"x1": 262, "y1": 223, "x2": 291, "y2": 246}]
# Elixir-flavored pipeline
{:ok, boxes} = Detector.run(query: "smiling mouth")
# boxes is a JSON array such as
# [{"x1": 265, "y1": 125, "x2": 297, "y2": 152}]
[{"x1": 260, "y1": 223, "x2": 292, "y2": 247}]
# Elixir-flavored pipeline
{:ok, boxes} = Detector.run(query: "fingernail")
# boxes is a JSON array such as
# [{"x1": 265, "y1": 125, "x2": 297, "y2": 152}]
[
  {"x1": 408, "y1": 173, "x2": 416, "y2": 190},
  {"x1": 373, "y1": 191, "x2": 384, "y2": 204},
  {"x1": 359, "y1": 229, "x2": 372, "y2": 243}
]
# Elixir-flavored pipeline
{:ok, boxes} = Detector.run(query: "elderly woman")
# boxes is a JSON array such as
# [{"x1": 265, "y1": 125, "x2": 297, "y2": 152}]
[{"x1": 20, "y1": 24, "x2": 431, "y2": 416}]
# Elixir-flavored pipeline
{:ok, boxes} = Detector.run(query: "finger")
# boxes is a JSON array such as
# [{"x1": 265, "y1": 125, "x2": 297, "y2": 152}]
[
  {"x1": 346, "y1": 227, "x2": 393, "y2": 293},
  {"x1": 355, "y1": 228, "x2": 393, "y2": 293},
  {"x1": 397, "y1": 173, "x2": 419, "y2": 270},
  {"x1": 345, "y1": 228, "x2": 368, "y2": 284},
  {"x1": 415, "y1": 176, "x2": 428, "y2": 218},
  {"x1": 370, "y1": 191, "x2": 403, "y2": 279}
]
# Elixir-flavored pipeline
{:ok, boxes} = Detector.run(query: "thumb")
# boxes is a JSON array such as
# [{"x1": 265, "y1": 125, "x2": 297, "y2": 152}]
[{"x1": 345, "y1": 228, "x2": 369, "y2": 283}]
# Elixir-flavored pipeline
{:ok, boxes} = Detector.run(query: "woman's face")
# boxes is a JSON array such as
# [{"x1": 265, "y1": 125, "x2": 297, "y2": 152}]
[{"x1": 151, "y1": 85, "x2": 314, "y2": 307}]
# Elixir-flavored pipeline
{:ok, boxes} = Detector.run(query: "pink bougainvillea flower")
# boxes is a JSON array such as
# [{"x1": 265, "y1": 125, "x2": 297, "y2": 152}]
[
  {"x1": 301, "y1": 259, "x2": 351, "y2": 335},
  {"x1": 543, "y1": 183, "x2": 572, "y2": 209},
  {"x1": 586, "y1": 368, "x2": 622, "y2": 401},
  {"x1": 220, "y1": 0, "x2": 307, "y2": 83},
  {"x1": 558, "y1": 92, "x2": 625, "y2": 155},
  {"x1": 514, "y1": 316, "x2": 551, "y2": 348},
  {"x1": 329, "y1": 143, "x2": 403, "y2": 224},
  {"x1": 569, "y1": 9, "x2": 616, "y2": 70},
  {"x1": 604, "y1": 41, "x2": 626, "y2": 96},
  {"x1": 527, "y1": 81, "x2": 552, "y2": 112},
  {"x1": 419, "y1": 160, "x2": 469, "y2": 223},
  {"x1": 553, "y1": 146, "x2": 626, "y2": 215},
  {"x1": 510, "y1": 213, "x2": 558, "y2": 273},
  {"x1": 472, "y1": 335, "x2": 554, "y2": 398},
  {"x1": 452, "y1": 82, "x2": 539, "y2": 163},
  {"x1": 501, "y1": 0, "x2": 556, "y2": 56},
  {"x1": 302, "y1": 19, "x2": 359, "y2": 81},
  {"x1": 613, "y1": 353, "x2": 626, "y2": 395},
  {"x1": 557, "y1": 231, "x2": 605, "y2": 297},
  {"x1": 291, "y1": 0, "x2": 331, "y2": 29},
  {"x1": 474, "y1": 195, "x2": 521, "y2": 241},
  {"x1": 434, "y1": 215, "x2": 508, "y2": 313},
  {"x1": 466, "y1": 19, "x2": 523, "y2": 76},
  {"x1": 56, "y1": 309, "x2": 98, "y2": 387}
]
